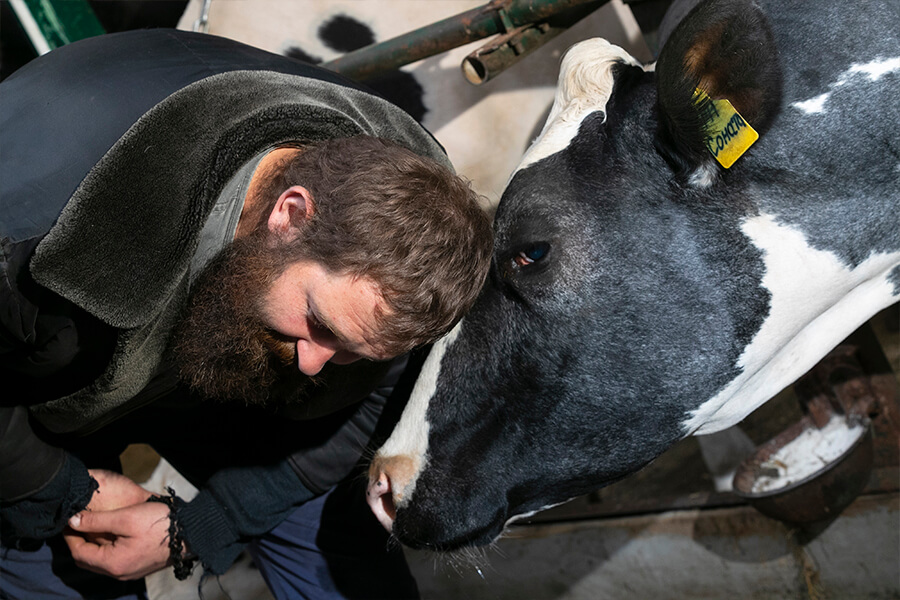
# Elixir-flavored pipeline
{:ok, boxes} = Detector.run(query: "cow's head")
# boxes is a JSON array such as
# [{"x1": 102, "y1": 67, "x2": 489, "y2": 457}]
[{"x1": 366, "y1": 0, "x2": 900, "y2": 550}]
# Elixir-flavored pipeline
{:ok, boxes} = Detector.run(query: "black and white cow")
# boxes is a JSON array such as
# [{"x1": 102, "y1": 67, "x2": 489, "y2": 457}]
[{"x1": 366, "y1": 0, "x2": 900, "y2": 550}]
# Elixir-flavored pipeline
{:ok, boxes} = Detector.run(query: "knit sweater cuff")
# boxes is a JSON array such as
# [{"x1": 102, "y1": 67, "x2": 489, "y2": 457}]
[
  {"x1": 176, "y1": 490, "x2": 243, "y2": 575},
  {"x1": 0, "y1": 453, "x2": 97, "y2": 545}
]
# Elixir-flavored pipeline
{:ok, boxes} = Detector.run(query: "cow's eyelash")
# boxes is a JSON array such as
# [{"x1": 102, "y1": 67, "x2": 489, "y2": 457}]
[{"x1": 514, "y1": 252, "x2": 536, "y2": 266}]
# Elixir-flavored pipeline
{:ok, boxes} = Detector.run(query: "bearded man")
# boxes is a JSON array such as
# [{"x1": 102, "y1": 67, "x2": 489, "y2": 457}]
[{"x1": 0, "y1": 29, "x2": 492, "y2": 599}]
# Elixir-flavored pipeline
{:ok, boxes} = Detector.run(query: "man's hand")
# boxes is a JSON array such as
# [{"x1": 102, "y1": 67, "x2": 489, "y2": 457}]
[
  {"x1": 85, "y1": 469, "x2": 153, "y2": 511},
  {"x1": 65, "y1": 469, "x2": 154, "y2": 546},
  {"x1": 64, "y1": 501, "x2": 172, "y2": 580}
]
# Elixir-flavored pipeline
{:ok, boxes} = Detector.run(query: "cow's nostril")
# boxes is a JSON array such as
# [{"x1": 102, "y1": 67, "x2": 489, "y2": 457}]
[
  {"x1": 379, "y1": 485, "x2": 397, "y2": 521},
  {"x1": 367, "y1": 454, "x2": 420, "y2": 532},
  {"x1": 367, "y1": 469, "x2": 397, "y2": 532}
]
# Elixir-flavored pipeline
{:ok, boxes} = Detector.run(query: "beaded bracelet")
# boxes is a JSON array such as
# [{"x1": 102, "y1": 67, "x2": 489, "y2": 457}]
[{"x1": 146, "y1": 487, "x2": 195, "y2": 581}]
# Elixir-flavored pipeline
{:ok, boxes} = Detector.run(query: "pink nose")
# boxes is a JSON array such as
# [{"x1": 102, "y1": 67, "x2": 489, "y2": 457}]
[
  {"x1": 296, "y1": 340, "x2": 336, "y2": 376},
  {"x1": 367, "y1": 470, "x2": 396, "y2": 531},
  {"x1": 366, "y1": 455, "x2": 418, "y2": 532}
]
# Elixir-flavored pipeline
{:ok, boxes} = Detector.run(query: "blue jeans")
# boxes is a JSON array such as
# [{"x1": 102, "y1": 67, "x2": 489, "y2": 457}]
[
  {"x1": 0, "y1": 482, "x2": 418, "y2": 600},
  {"x1": 0, "y1": 536, "x2": 148, "y2": 600},
  {"x1": 248, "y1": 482, "x2": 418, "y2": 600}
]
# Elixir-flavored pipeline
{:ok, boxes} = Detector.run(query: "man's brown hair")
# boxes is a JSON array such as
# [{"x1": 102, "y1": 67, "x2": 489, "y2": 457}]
[{"x1": 254, "y1": 135, "x2": 493, "y2": 356}]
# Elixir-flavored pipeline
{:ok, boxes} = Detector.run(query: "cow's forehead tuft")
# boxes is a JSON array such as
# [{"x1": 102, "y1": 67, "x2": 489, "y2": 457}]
[{"x1": 515, "y1": 39, "x2": 646, "y2": 174}]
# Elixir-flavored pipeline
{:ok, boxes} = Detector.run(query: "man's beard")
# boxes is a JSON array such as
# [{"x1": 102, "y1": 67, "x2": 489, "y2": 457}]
[{"x1": 170, "y1": 232, "x2": 316, "y2": 406}]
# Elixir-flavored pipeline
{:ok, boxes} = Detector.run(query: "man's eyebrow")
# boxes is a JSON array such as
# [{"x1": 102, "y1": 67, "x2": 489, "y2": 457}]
[
  {"x1": 313, "y1": 311, "x2": 344, "y2": 342},
  {"x1": 313, "y1": 308, "x2": 383, "y2": 361}
]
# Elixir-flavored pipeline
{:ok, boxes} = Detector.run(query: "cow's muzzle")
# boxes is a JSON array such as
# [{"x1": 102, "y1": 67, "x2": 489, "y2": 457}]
[{"x1": 366, "y1": 454, "x2": 419, "y2": 532}]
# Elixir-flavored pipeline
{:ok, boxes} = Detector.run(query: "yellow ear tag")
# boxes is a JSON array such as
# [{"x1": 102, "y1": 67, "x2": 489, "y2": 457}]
[{"x1": 693, "y1": 88, "x2": 759, "y2": 168}]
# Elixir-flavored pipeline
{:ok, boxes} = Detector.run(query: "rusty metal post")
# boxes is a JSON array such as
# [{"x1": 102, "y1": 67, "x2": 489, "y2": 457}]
[
  {"x1": 462, "y1": 0, "x2": 608, "y2": 85},
  {"x1": 321, "y1": 0, "x2": 604, "y2": 81}
]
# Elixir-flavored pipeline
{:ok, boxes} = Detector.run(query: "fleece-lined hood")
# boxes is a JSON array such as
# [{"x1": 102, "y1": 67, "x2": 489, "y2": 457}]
[{"x1": 1, "y1": 30, "x2": 450, "y2": 432}]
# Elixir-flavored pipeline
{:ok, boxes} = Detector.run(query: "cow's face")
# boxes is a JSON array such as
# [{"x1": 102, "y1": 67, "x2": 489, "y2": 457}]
[
  {"x1": 367, "y1": 0, "x2": 900, "y2": 550},
  {"x1": 368, "y1": 38, "x2": 749, "y2": 549}
]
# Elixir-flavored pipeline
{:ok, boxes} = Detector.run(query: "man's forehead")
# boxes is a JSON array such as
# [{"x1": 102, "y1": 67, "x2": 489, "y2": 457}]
[{"x1": 311, "y1": 275, "x2": 392, "y2": 360}]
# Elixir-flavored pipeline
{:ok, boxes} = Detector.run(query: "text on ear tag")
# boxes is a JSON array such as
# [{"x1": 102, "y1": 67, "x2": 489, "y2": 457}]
[{"x1": 694, "y1": 88, "x2": 759, "y2": 168}]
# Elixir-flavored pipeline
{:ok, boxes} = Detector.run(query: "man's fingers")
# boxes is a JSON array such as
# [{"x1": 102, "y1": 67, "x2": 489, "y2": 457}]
[
  {"x1": 69, "y1": 537, "x2": 106, "y2": 562},
  {"x1": 66, "y1": 502, "x2": 173, "y2": 580},
  {"x1": 69, "y1": 509, "x2": 126, "y2": 534},
  {"x1": 69, "y1": 540, "x2": 133, "y2": 578},
  {"x1": 62, "y1": 528, "x2": 88, "y2": 551},
  {"x1": 86, "y1": 469, "x2": 153, "y2": 511},
  {"x1": 63, "y1": 528, "x2": 115, "y2": 548}
]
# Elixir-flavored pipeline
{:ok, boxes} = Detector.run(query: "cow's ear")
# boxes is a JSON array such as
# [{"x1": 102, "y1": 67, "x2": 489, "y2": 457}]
[{"x1": 654, "y1": 0, "x2": 782, "y2": 181}]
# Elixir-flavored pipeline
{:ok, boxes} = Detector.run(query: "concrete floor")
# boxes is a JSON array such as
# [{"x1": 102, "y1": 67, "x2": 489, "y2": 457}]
[
  {"x1": 141, "y1": 461, "x2": 899, "y2": 600},
  {"x1": 407, "y1": 494, "x2": 899, "y2": 600}
]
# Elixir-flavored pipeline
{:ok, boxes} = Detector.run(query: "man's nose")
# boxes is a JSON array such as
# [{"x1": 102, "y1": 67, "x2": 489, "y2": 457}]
[{"x1": 296, "y1": 340, "x2": 337, "y2": 376}]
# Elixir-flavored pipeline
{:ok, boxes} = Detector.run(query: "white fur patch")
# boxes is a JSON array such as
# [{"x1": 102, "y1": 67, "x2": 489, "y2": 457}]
[
  {"x1": 685, "y1": 213, "x2": 900, "y2": 434},
  {"x1": 375, "y1": 321, "x2": 463, "y2": 503},
  {"x1": 792, "y1": 56, "x2": 900, "y2": 114},
  {"x1": 688, "y1": 161, "x2": 719, "y2": 188},
  {"x1": 514, "y1": 38, "x2": 645, "y2": 174},
  {"x1": 793, "y1": 93, "x2": 831, "y2": 115}
]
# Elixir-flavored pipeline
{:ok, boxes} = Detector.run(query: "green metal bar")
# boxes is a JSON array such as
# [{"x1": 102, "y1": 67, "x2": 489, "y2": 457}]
[
  {"x1": 9, "y1": 0, "x2": 105, "y2": 55},
  {"x1": 462, "y1": 0, "x2": 609, "y2": 85},
  {"x1": 321, "y1": 0, "x2": 603, "y2": 81}
]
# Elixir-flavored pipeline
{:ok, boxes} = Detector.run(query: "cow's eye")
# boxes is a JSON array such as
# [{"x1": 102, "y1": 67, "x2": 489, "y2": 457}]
[{"x1": 513, "y1": 242, "x2": 550, "y2": 267}]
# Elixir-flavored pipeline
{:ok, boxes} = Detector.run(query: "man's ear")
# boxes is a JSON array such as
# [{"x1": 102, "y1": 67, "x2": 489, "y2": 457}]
[
  {"x1": 268, "y1": 185, "x2": 315, "y2": 240},
  {"x1": 654, "y1": 0, "x2": 782, "y2": 177}
]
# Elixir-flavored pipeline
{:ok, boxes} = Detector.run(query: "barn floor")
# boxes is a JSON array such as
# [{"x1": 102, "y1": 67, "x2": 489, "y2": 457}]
[
  {"x1": 134, "y1": 305, "x2": 900, "y2": 599},
  {"x1": 143, "y1": 488, "x2": 900, "y2": 600},
  {"x1": 408, "y1": 494, "x2": 899, "y2": 600}
]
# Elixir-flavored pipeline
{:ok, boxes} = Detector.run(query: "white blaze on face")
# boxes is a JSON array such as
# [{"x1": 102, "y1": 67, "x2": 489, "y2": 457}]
[
  {"x1": 374, "y1": 321, "x2": 463, "y2": 505},
  {"x1": 685, "y1": 213, "x2": 900, "y2": 434},
  {"x1": 514, "y1": 38, "x2": 646, "y2": 175}
]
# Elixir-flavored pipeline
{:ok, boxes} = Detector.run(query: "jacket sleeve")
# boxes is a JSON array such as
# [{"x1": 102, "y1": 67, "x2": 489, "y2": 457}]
[
  {"x1": 0, "y1": 434, "x2": 97, "y2": 545},
  {"x1": 0, "y1": 238, "x2": 111, "y2": 542},
  {"x1": 176, "y1": 460, "x2": 316, "y2": 574},
  {"x1": 0, "y1": 406, "x2": 67, "y2": 502},
  {"x1": 176, "y1": 355, "x2": 414, "y2": 574},
  {"x1": 0, "y1": 405, "x2": 97, "y2": 545}
]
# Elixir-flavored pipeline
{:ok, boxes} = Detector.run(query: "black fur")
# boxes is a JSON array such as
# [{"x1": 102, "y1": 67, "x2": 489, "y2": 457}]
[{"x1": 656, "y1": 0, "x2": 782, "y2": 174}]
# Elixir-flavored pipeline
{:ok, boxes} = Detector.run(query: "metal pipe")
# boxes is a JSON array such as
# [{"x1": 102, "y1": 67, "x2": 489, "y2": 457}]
[
  {"x1": 193, "y1": 0, "x2": 212, "y2": 33},
  {"x1": 462, "y1": 0, "x2": 608, "y2": 85},
  {"x1": 321, "y1": 0, "x2": 603, "y2": 81}
]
